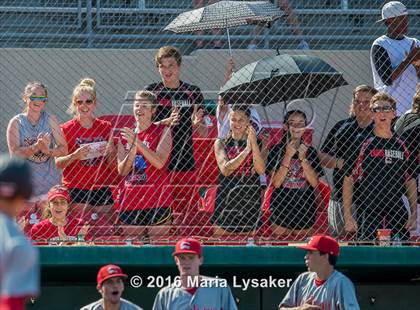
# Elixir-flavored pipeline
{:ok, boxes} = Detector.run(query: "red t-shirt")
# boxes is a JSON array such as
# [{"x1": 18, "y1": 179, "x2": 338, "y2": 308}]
[
  {"x1": 61, "y1": 118, "x2": 113, "y2": 189},
  {"x1": 118, "y1": 124, "x2": 172, "y2": 211},
  {"x1": 30, "y1": 218, "x2": 87, "y2": 242}
]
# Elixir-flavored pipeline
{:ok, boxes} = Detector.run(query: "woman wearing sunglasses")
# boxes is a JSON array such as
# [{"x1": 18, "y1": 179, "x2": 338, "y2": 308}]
[
  {"x1": 343, "y1": 92, "x2": 418, "y2": 242},
  {"x1": 56, "y1": 78, "x2": 116, "y2": 221},
  {"x1": 6, "y1": 82, "x2": 68, "y2": 202},
  {"x1": 267, "y1": 110, "x2": 324, "y2": 237}
]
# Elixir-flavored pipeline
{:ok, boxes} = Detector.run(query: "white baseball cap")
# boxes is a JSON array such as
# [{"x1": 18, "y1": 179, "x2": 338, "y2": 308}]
[{"x1": 377, "y1": 1, "x2": 408, "y2": 22}]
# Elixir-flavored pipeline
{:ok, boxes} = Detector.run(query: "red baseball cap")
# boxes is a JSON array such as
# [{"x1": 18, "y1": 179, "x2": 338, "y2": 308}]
[
  {"x1": 48, "y1": 186, "x2": 70, "y2": 203},
  {"x1": 173, "y1": 238, "x2": 202, "y2": 257},
  {"x1": 97, "y1": 264, "x2": 128, "y2": 286},
  {"x1": 297, "y1": 235, "x2": 340, "y2": 257}
]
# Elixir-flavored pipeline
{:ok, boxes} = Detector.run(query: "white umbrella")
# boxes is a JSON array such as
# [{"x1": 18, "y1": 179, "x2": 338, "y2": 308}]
[{"x1": 164, "y1": 1, "x2": 283, "y2": 56}]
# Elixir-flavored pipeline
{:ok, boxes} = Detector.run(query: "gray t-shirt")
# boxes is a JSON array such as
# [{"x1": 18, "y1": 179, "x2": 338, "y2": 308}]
[
  {"x1": 80, "y1": 298, "x2": 143, "y2": 310},
  {"x1": 16, "y1": 111, "x2": 61, "y2": 198},
  {"x1": 153, "y1": 276, "x2": 237, "y2": 310},
  {"x1": 280, "y1": 271, "x2": 360, "y2": 310},
  {"x1": 0, "y1": 212, "x2": 39, "y2": 298}
]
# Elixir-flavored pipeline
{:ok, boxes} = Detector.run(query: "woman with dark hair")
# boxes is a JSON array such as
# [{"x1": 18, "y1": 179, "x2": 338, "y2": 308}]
[
  {"x1": 267, "y1": 110, "x2": 324, "y2": 237},
  {"x1": 213, "y1": 104, "x2": 265, "y2": 235}
]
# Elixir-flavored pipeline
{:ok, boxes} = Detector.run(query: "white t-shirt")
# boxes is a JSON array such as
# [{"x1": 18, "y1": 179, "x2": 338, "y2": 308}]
[
  {"x1": 0, "y1": 212, "x2": 39, "y2": 298},
  {"x1": 370, "y1": 35, "x2": 420, "y2": 115}
]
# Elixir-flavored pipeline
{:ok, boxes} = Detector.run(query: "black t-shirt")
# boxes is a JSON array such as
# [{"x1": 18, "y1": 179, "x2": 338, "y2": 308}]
[
  {"x1": 267, "y1": 141, "x2": 324, "y2": 190},
  {"x1": 345, "y1": 136, "x2": 415, "y2": 209},
  {"x1": 146, "y1": 81, "x2": 204, "y2": 171},
  {"x1": 320, "y1": 118, "x2": 374, "y2": 200}
]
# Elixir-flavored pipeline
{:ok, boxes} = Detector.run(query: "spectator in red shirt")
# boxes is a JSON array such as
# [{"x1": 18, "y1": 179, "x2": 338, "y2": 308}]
[
  {"x1": 117, "y1": 90, "x2": 173, "y2": 235},
  {"x1": 30, "y1": 185, "x2": 89, "y2": 244},
  {"x1": 56, "y1": 78, "x2": 117, "y2": 222}
]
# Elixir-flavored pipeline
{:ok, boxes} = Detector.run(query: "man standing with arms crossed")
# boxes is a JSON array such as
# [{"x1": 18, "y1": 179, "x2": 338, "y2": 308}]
[
  {"x1": 279, "y1": 235, "x2": 359, "y2": 310},
  {"x1": 0, "y1": 155, "x2": 39, "y2": 310},
  {"x1": 152, "y1": 238, "x2": 237, "y2": 310},
  {"x1": 146, "y1": 46, "x2": 208, "y2": 226}
]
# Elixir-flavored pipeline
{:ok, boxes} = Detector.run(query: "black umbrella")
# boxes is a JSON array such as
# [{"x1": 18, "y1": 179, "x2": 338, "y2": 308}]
[{"x1": 220, "y1": 54, "x2": 348, "y2": 106}]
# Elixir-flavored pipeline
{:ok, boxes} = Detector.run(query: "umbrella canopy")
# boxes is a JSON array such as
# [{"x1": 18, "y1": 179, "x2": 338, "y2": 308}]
[
  {"x1": 164, "y1": 1, "x2": 282, "y2": 32},
  {"x1": 220, "y1": 54, "x2": 348, "y2": 106}
]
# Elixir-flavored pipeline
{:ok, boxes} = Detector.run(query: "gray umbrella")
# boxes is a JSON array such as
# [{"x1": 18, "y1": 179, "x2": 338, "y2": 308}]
[{"x1": 164, "y1": 1, "x2": 283, "y2": 55}]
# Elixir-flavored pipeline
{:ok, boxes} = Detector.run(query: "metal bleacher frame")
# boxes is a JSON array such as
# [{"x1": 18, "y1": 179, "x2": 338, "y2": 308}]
[{"x1": 1, "y1": 0, "x2": 419, "y2": 50}]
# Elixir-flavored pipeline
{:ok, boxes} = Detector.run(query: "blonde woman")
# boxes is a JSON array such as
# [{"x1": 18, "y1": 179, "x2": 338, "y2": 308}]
[
  {"x1": 7, "y1": 81, "x2": 67, "y2": 201},
  {"x1": 56, "y1": 78, "x2": 116, "y2": 218}
]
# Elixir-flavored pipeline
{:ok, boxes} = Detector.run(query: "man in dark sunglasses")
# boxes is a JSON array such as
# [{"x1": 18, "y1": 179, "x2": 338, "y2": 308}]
[{"x1": 343, "y1": 92, "x2": 417, "y2": 243}]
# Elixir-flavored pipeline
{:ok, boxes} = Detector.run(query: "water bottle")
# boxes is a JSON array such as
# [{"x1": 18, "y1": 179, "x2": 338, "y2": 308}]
[
  {"x1": 392, "y1": 234, "x2": 402, "y2": 246},
  {"x1": 77, "y1": 233, "x2": 84, "y2": 244},
  {"x1": 246, "y1": 238, "x2": 255, "y2": 247}
]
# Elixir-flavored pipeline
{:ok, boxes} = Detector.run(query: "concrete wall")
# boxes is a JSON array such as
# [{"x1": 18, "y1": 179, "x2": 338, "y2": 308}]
[{"x1": 0, "y1": 48, "x2": 372, "y2": 153}]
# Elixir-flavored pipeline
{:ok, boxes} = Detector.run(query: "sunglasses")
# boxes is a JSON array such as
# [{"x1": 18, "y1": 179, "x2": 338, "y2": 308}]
[
  {"x1": 29, "y1": 96, "x2": 48, "y2": 102},
  {"x1": 287, "y1": 122, "x2": 306, "y2": 128},
  {"x1": 371, "y1": 105, "x2": 395, "y2": 113},
  {"x1": 76, "y1": 99, "x2": 94, "y2": 105}
]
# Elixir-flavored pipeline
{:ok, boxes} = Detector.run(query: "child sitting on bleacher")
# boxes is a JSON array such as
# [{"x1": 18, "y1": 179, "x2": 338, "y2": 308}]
[{"x1": 30, "y1": 185, "x2": 89, "y2": 244}]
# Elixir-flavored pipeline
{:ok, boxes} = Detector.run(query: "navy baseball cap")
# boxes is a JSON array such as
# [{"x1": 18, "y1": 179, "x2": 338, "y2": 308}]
[{"x1": 0, "y1": 154, "x2": 33, "y2": 200}]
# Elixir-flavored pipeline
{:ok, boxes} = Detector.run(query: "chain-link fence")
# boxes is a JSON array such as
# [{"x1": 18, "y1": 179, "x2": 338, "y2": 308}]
[{"x1": 1, "y1": 0, "x2": 419, "y2": 246}]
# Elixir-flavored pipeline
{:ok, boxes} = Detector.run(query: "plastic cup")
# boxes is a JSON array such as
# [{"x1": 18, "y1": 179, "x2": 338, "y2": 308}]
[{"x1": 377, "y1": 229, "x2": 392, "y2": 246}]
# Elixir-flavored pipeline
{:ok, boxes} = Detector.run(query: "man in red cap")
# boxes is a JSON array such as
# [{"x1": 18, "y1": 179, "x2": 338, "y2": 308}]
[
  {"x1": 152, "y1": 238, "x2": 237, "y2": 310},
  {"x1": 279, "y1": 235, "x2": 360, "y2": 310},
  {"x1": 80, "y1": 264, "x2": 143, "y2": 310}
]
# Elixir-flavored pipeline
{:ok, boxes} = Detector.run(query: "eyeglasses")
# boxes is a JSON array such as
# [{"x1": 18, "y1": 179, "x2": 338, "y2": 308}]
[
  {"x1": 29, "y1": 96, "x2": 48, "y2": 102},
  {"x1": 371, "y1": 105, "x2": 395, "y2": 113},
  {"x1": 76, "y1": 99, "x2": 94, "y2": 105}
]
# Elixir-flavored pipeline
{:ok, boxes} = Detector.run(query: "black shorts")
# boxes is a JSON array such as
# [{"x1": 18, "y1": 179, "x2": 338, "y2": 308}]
[
  {"x1": 118, "y1": 207, "x2": 172, "y2": 226},
  {"x1": 212, "y1": 183, "x2": 263, "y2": 233},
  {"x1": 69, "y1": 187, "x2": 114, "y2": 207},
  {"x1": 269, "y1": 188, "x2": 316, "y2": 230}
]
